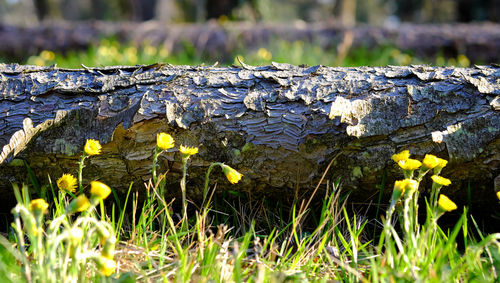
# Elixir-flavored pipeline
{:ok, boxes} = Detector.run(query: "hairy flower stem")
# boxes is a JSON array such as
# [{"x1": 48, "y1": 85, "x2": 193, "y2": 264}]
[
  {"x1": 203, "y1": 162, "x2": 221, "y2": 204},
  {"x1": 152, "y1": 147, "x2": 161, "y2": 186},
  {"x1": 180, "y1": 157, "x2": 188, "y2": 223},
  {"x1": 13, "y1": 210, "x2": 32, "y2": 282},
  {"x1": 78, "y1": 153, "x2": 88, "y2": 193}
]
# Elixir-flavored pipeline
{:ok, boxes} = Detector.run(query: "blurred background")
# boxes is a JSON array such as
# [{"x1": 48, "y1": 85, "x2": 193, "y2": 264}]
[{"x1": 0, "y1": 0, "x2": 499, "y2": 67}]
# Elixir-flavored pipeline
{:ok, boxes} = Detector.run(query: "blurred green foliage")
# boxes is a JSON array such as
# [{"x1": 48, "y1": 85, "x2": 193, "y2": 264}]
[{"x1": 24, "y1": 38, "x2": 471, "y2": 68}]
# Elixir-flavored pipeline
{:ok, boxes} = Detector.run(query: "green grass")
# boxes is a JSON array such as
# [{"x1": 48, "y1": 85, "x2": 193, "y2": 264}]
[
  {"x1": 1, "y1": 136, "x2": 499, "y2": 282},
  {"x1": 19, "y1": 38, "x2": 472, "y2": 68}
]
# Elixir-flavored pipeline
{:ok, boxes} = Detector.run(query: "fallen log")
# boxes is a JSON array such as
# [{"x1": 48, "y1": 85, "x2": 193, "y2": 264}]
[
  {"x1": 1, "y1": 21, "x2": 500, "y2": 64},
  {"x1": 0, "y1": 63, "x2": 499, "y2": 205}
]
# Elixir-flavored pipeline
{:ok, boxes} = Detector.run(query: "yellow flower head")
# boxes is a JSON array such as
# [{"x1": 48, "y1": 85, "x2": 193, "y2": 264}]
[
  {"x1": 90, "y1": 181, "x2": 112, "y2": 201},
  {"x1": 221, "y1": 164, "x2": 243, "y2": 184},
  {"x1": 66, "y1": 195, "x2": 91, "y2": 214},
  {"x1": 404, "y1": 179, "x2": 418, "y2": 192},
  {"x1": 438, "y1": 194, "x2": 457, "y2": 212},
  {"x1": 431, "y1": 175, "x2": 451, "y2": 186},
  {"x1": 57, "y1": 173, "x2": 78, "y2": 193},
  {"x1": 393, "y1": 179, "x2": 418, "y2": 195},
  {"x1": 392, "y1": 150, "x2": 410, "y2": 163},
  {"x1": 157, "y1": 133, "x2": 175, "y2": 150},
  {"x1": 84, "y1": 139, "x2": 102, "y2": 156},
  {"x1": 391, "y1": 180, "x2": 406, "y2": 202},
  {"x1": 422, "y1": 154, "x2": 440, "y2": 170},
  {"x1": 496, "y1": 191, "x2": 500, "y2": 201},
  {"x1": 96, "y1": 256, "x2": 116, "y2": 276},
  {"x1": 179, "y1": 145, "x2": 198, "y2": 158},
  {"x1": 29, "y1": 199, "x2": 49, "y2": 214},
  {"x1": 393, "y1": 180, "x2": 406, "y2": 194},
  {"x1": 436, "y1": 157, "x2": 448, "y2": 169},
  {"x1": 398, "y1": 159, "x2": 422, "y2": 171}
]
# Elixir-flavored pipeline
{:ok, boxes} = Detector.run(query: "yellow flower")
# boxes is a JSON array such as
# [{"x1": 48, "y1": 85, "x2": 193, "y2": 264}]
[
  {"x1": 438, "y1": 194, "x2": 457, "y2": 212},
  {"x1": 431, "y1": 175, "x2": 451, "y2": 186},
  {"x1": 422, "y1": 154, "x2": 440, "y2": 169},
  {"x1": 404, "y1": 179, "x2": 418, "y2": 192},
  {"x1": 96, "y1": 256, "x2": 116, "y2": 276},
  {"x1": 179, "y1": 145, "x2": 198, "y2": 158},
  {"x1": 436, "y1": 157, "x2": 448, "y2": 169},
  {"x1": 392, "y1": 150, "x2": 410, "y2": 163},
  {"x1": 393, "y1": 180, "x2": 406, "y2": 194},
  {"x1": 221, "y1": 164, "x2": 243, "y2": 184},
  {"x1": 90, "y1": 181, "x2": 112, "y2": 200},
  {"x1": 57, "y1": 173, "x2": 78, "y2": 193},
  {"x1": 157, "y1": 133, "x2": 175, "y2": 150},
  {"x1": 393, "y1": 179, "x2": 418, "y2": 196},
  {"x1": 84, "y1": 139, "x2": 102, "y2": 155},
  {"x1": 496, "y1": 191, "x2": 500, "y2": 201},
  {"x1": 398, "y1": 159, "x2": 422, "y2": 170},
  {"x1": 29, "y1": 199, "x2": 49, "y2": 214},
  {"x1": 391, "y1": 180, "x2": 406, "y2": 202},
  {"x1": 66, "y1": 195, "x2": 91, "y2": 214}
]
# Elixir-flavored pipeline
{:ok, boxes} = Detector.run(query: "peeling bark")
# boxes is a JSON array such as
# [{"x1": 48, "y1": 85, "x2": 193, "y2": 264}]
[{"x1": 0, "y1": 63, "x2": 499, "y2": 202}]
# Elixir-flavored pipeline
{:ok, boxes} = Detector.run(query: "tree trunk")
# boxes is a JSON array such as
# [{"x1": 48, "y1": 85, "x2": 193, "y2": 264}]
[{"x1": 0, "y1": 63, "x2": 499, "y2": 204}]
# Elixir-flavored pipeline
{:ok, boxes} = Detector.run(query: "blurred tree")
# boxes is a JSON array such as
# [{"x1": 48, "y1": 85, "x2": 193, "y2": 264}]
[
  {"x1": 1, "y1": 0, "x2": 499, "y2": 24},
  {"x1": 357, "y1": 0, "x2": 391, "y2": 24},
  {"x1": 33, "y1": 0, "x2": 48, "y2": 20},
  {"x1": 340, "y1": 0, "x2": 356, "y2": 26},
  {"x1": 458, "y1": 0, "x2": 499, "y2": 22},
  {"x1": 206, "y1": 0, "x2": 237, "y2": 19},
  {"x1": 131, "y1": 0, "x2": 158, "y2": 21},
  {"x1": 422, "y1": 0, "x2": 456, "y2": 22}
]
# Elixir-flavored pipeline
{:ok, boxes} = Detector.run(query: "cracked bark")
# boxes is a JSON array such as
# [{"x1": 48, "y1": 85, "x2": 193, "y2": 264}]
[{"x1": 0, "y1": 63, "x2": 499, "y2": 203}]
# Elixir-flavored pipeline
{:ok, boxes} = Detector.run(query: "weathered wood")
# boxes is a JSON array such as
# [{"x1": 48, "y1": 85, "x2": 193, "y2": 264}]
[
  {"x1": 1, "y1": 22, "x2": 500, "y2": 63},
  {"x1": 0, "y1": 63, "x2": 499, "y2": 202}
]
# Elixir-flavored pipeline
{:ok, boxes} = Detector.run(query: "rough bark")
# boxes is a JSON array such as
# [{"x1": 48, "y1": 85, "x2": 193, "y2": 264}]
[
  {"x1": 1, "y1": 21, "x2": 500, "y2": 63},
  {"x1": 0, "y1": 63, "x2": 499, "y2": 203}
]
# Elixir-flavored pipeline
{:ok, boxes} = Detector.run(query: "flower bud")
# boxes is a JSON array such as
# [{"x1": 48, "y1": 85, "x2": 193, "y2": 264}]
[
  {"x1": 29, "y1": 199, "x2": 49, "y2": 215},
  {"x1": 221, "y1": 164, "x2": 243, "y2": 184},
  {"x1": 95, "y1": 256, "x2": 116, "y2": 276},
  {"x1": 90, "y1": 181, "x2": 112, "y2": 201},
  {"x1": 438, "y1": 194, "x2": 457, "y2": 212},
  {"x1": 66, "y1": 195, "x2": 90, "y2": 214}
]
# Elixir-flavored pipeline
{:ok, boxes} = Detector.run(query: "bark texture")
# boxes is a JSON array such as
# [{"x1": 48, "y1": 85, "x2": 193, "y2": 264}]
[
  {"x1": 1, "y1": 21, "x2": 500, "y2": 63},
  {"x1": 0, "y1": 63, "x2": 499, "y2": 202}
]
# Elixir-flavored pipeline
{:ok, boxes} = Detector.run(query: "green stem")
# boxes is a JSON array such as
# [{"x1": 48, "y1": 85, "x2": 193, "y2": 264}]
[
  {"x1": 78, "y1": 153, "x2": 88, "y2": 193},
  {"x1": 152, "y1": 147, "x2": 161, "y2": 186},
  {"x1": 430, "y1": 183, "x2": 443, "y2": 209},
  {"x1": 203, "y1": 162, "x2": 221, "y2": 204},
  {"x1": 13, "y1": 210, "x2": 32, "y2": 282},
  {"x1": 383, "y1": 206, "x2": 396, "y2": 267},
  {"x1": 180, "y1": 157, "x2": 188, "y2": 222}
]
